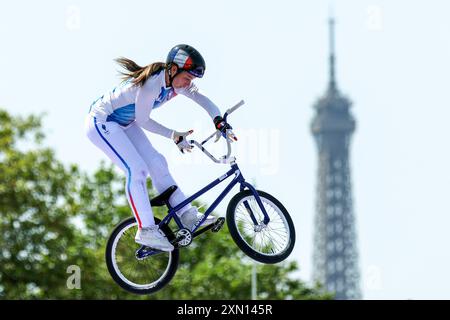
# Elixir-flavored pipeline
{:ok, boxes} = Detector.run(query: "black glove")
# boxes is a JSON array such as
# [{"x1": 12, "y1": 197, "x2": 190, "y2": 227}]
[
  {"x1": 213, "y1": 116, "x2": 237, "y2": 142},
  {"x1": 213, "y1": 116, "x2": 232, "y2": 133}
]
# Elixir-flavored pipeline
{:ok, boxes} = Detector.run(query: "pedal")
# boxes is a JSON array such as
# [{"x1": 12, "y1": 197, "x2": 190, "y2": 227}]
[
  {"x1": 135, "y1": 246, "x2": 160, "y2": 260},
  {"x1": 211, "y1": 217, "x2": 225, "y2": 232}
]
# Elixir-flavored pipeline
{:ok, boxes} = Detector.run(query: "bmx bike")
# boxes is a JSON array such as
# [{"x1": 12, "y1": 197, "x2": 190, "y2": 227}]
[{"x1": 105, "y1": 100, "x2": 296, "y2": 294}]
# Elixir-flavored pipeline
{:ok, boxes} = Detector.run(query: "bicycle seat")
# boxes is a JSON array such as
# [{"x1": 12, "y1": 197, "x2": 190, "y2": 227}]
[{"x1": 150, "y1": 185, "x2": 178, "y2": 207}]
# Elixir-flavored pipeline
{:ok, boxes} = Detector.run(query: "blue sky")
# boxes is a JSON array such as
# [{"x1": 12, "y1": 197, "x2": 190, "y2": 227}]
[{"x1": 1, "y1": 0, "x2": 450, "y2": 299}]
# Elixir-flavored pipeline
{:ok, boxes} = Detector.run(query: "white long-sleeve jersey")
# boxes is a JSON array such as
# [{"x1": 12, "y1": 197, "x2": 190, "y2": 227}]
[{"x1": 88, "y1": 69, "x2": 221, "y2": 138}]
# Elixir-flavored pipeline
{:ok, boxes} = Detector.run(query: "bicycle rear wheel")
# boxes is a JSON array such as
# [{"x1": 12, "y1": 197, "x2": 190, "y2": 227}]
[
  {"x1": 105, "y1": 217, "x2": 179, "y2": 295},
  {"x1": 226, "y1": 190, "x2": 295, "y2": 264}
]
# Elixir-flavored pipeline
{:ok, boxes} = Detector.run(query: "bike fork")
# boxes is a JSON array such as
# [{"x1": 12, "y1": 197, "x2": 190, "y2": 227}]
[{"x1": 238, "y1": 178, "x2": 270, "y2": 225}]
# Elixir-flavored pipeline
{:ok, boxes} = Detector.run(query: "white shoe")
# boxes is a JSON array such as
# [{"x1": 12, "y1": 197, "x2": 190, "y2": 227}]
[
  {"x1": 135, "y1": 225, "x2": 174, "y2": 251},
  {"x1": 179, "y1": 207, "x2": 218, "y2": 231}
]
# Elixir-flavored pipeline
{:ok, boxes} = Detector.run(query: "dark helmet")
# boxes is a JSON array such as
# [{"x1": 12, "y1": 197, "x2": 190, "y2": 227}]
[{"x1": 166, "y1": 44, "x2": 206, "y2": 79}]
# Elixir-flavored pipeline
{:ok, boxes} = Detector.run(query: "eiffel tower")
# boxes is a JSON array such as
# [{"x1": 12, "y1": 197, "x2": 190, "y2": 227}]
[{"x1": 310, "y1": 17, "x2": 362, "y2": 299}]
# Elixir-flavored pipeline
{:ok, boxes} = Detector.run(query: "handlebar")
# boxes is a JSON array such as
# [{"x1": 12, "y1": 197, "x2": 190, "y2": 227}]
[
  {"x1": 188, "y1": 100, "x2": 244, "y2": 164},
  {"x1": 223, "y1": 100, "x2": 245, "y2": 122}
]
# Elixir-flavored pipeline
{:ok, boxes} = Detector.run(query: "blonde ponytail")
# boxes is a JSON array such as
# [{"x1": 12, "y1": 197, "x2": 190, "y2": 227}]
[{"x1": 115, "y1": 57, "x2": 166, "y2": 86}]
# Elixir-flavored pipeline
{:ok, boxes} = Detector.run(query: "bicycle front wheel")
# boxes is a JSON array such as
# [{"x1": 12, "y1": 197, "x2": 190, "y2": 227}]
[
  {"x1": 105, "y1": 217, "x2": 179, "y2": 295},
  {"x1": 226, "y1": 190, "x2": 295, "y2": 264}
]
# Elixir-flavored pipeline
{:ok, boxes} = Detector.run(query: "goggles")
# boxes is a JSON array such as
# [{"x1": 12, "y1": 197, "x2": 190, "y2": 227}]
[{"x1": 186, "y1": 66, "x2": 205, "y2": 78}]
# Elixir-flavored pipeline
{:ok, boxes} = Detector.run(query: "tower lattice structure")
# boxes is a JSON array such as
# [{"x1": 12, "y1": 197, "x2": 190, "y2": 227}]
[{"x1": 311, "y1": 17, "x2": 361, "y2": 300}]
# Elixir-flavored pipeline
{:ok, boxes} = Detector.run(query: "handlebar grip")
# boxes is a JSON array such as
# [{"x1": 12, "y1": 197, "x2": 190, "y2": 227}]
[
  {"x1": 228, "y1": 100, "x2": 245, "y2": 114},
  {"x1": 224, "y1": 100, "x2": 245, "y2": 121}
]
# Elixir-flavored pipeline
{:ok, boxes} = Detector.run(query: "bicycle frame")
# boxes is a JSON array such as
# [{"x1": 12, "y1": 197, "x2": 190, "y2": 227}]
[
  {"x1": 159, "y1": 162, "x2": 270, "y2": 234},
  {"x1": 136, "y1": 161, "x2": 271, "y2": 258}
]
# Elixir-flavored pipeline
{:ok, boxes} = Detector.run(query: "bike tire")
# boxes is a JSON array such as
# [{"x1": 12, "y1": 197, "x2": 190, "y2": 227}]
[
  {"x1": 226, "y1": 190, "x2": 296, "y2": 264},
  {"x1": 105, "y1": 217, "x2": 179, "y2": 295}
]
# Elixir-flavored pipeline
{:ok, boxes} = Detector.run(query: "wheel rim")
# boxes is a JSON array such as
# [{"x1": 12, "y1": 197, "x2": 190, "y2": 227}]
[
  {"x1": 110, "y1": 222, "x2": 173, "y2": 290},
  {"x1": 234, "y1": 196, "x2": 291, "y2": 257}
]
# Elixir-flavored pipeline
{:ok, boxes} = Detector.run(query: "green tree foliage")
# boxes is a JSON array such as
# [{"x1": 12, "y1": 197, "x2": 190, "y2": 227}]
[{"x1": 0, "y1": 109, "x2": 331, "y2": 300}]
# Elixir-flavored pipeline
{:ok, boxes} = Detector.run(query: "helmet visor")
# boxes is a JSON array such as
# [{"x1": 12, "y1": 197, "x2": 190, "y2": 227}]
[{"x1": 187, "y1": 66, "x2": 205, "y2": 78}]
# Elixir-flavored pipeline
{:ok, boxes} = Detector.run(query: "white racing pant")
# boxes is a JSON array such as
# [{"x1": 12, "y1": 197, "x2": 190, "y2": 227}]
[{"x1": 85, "y1": 115, "x2": 192, "y2": 229}]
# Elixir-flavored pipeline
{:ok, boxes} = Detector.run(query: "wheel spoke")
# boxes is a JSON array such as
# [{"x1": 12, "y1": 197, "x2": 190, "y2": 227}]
[
  {"x1": 265, "y1": 227, "x2": 288, "y2": 239},
  {"x1": 264, "y1": 232, "x2": 284, "y2": 252}
]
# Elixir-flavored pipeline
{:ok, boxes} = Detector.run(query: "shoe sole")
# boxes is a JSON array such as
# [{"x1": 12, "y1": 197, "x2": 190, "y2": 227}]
[{"x1": 135, "y1": 240, "x2": 174, "y2": 252}]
